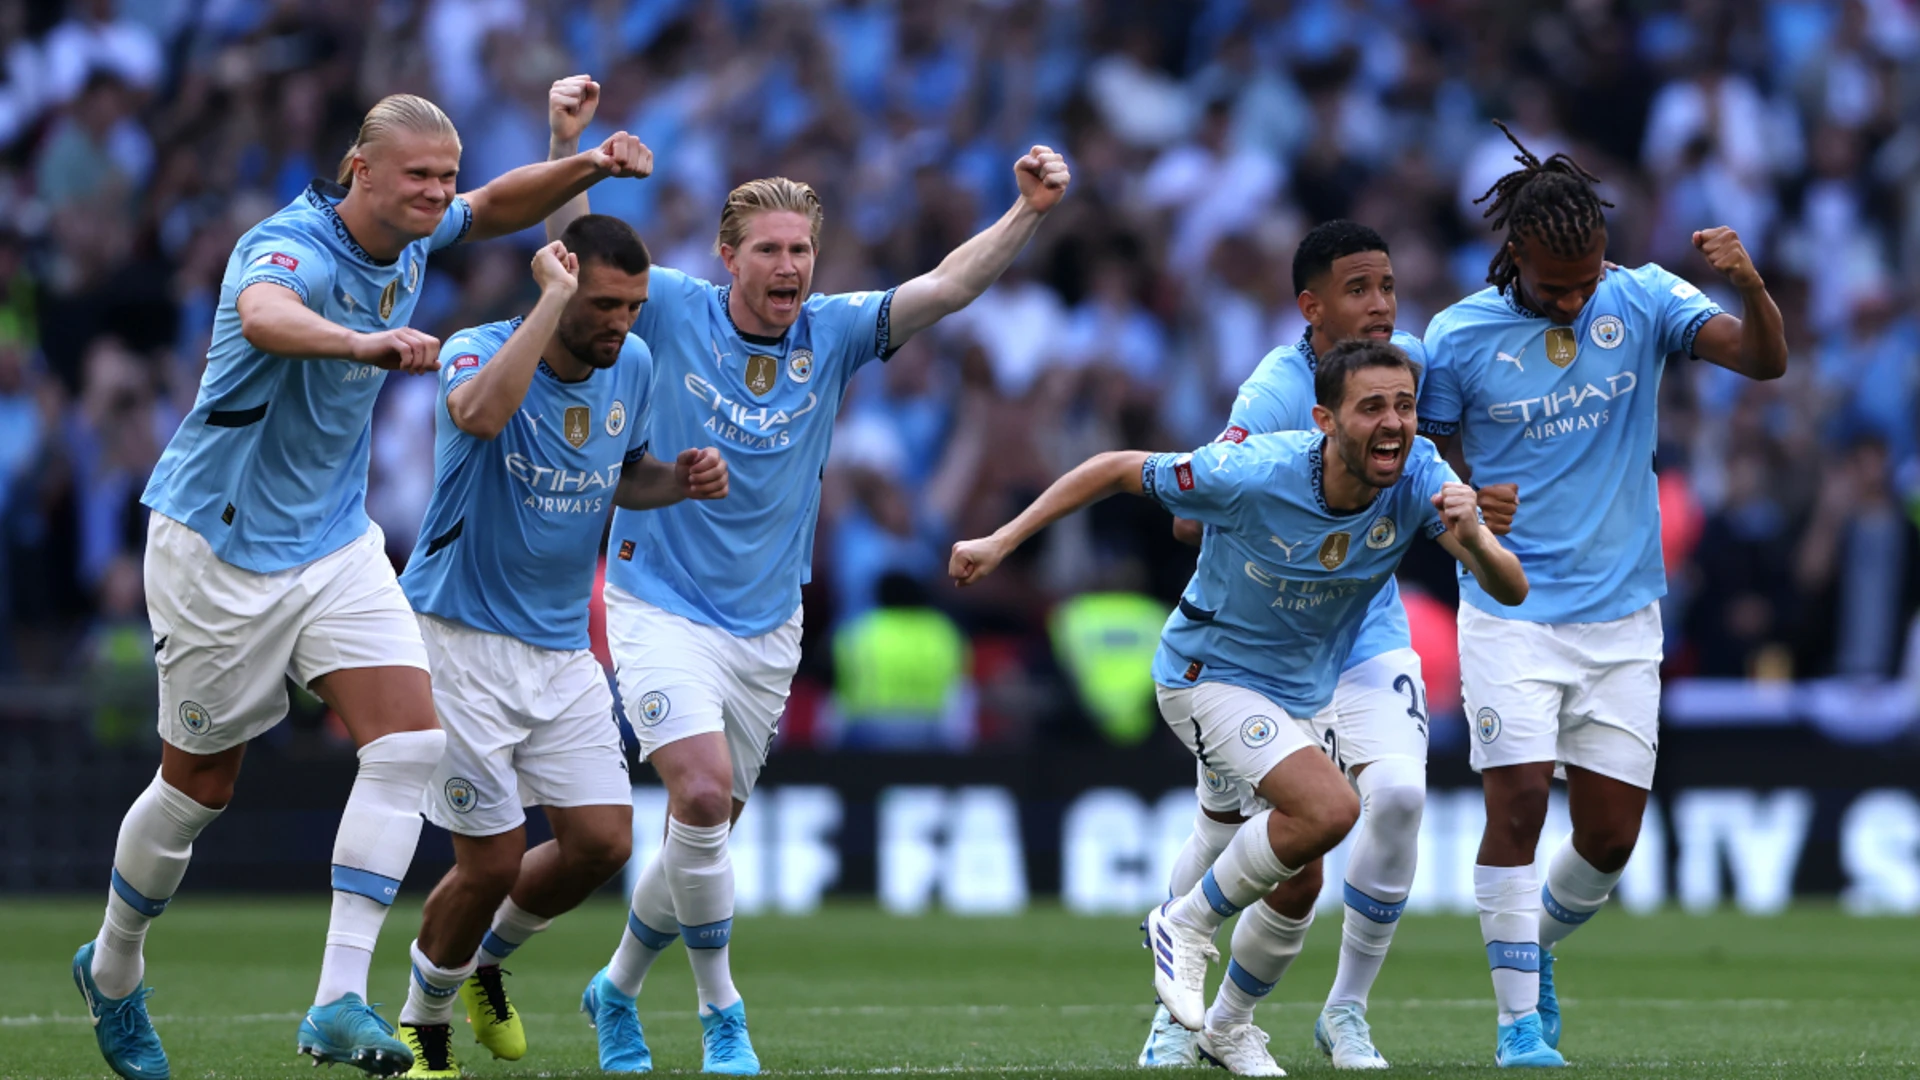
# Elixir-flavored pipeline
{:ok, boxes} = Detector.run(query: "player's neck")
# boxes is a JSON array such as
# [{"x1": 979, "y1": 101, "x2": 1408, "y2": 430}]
[
  {"x1": 541, "y1": 339, "x2": 593, "y2": 383},
  {"x1": 1308, "y1": 326, "x2": 1339, "y2": 359},
  {"x1": 334, "y1": 189, "x2": 413, "y2": 263},
  {"x1": 1320, "y1": 447, "x2": 1379, "y2": 513}
]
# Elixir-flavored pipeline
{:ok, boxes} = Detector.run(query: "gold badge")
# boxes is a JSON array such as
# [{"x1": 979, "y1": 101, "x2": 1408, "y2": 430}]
[
  {"x1": 744, "y1": 354, "x2": 777, "y2": 396},
  {"x1": 379, "y1": 278, "x2": 398, "y2": 321},
  {"x1": 564, "y1": 406, "x2": 590, "y2": 448},
  {"x1": 1544, "y1": 326, "x2": 1578, "y2": 368},
  {"x1": 1318, "y1": 532, "x2": 1351, "y2": 571}
]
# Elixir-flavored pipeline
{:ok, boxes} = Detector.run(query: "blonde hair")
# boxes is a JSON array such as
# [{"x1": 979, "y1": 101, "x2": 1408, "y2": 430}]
[
  {"x1": 336, "y1": 94, "x2": 460, "y2": 188},
  {"x1": 714, "y1": 177, "x2": 824, "y2": 255}
]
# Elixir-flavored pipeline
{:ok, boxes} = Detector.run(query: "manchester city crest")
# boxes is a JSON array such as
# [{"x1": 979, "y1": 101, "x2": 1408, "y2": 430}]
[
  {"x1": 444, "y1": 777, "x2": 478, "y2": 814},
  {"x1": 1476, "y1": 707, "x2": 1502, "y2": 744},
  {"x1": 606, "y1": 400, "x2": 627, "y2": 438},
  {"x1": 1366, "y1": 518, "x2": 1396, "y2": 550},
  {"x1": 1202, "y1": 768, "x2": 1230, "y2": 795},
  {"x1": 178, "y1": 700, "x2": 212, "y2": 735},
  {"x1": 788, "y1": 348, "x2": 814, "y2": 384},
  {"x1": 639, "y1": 691, "x2": 670, "y2": 726},
  {"x1": 1589, "y1": 314, "x2": 1625, "y2": 349},
  {"x1": 1241, "y1": 715, "x2": 1277, "y2": 748}
]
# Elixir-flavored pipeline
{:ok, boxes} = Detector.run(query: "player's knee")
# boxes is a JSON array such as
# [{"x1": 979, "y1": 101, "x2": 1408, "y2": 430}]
[
  {"x1": 1308, "y1": 786, "x2": 1362, "y2": 845},
  {"x1": 1363, "y1": 784, "x2": 1425, "y2": 839},
  {"x1": 669, "y1": 777, "x2": 734, "y2": 828},
  {"x1": 1487, "y1": 774, "x2": 1551, "y2": 844},
  {"x1": 1577, "y1": 829, "x2": 1639, "y2": 875},
  {"x1": 462, "y1": 844, "x2": 522, "y2": 900},
  {"x1": 565, "y1": 825, "x2": 633, "y2": 882}
]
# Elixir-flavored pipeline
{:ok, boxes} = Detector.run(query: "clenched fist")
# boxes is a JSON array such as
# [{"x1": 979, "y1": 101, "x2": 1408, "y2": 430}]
[
  {"x1": 1476, "y1": 483, "x2": 1519, "y2": 536},
  {"x1": 550, "y1": 74, "x2": 600, "y2": 143},
  {"x1": 591, "y1": 131, "x2": 653, "y2": 180},
  {"x1": 352, "y1": 327, "x2": 440, "y2": 374},
  {"x1": 1432, "y1": 481, "x2": 1487, "y2": 546},
  {"x1": 949, "y1": 536, "x2": 1009, "y2": 586},
  {"x1": 675, "y1": 447, "x2": 728, "y2": 500},
  {"x1": 1692, "y1": 226, "x2": 1763, "y2": 291},
  {"x1": 1015, "y1": 145, "x2": 1071, "y2": 215}
]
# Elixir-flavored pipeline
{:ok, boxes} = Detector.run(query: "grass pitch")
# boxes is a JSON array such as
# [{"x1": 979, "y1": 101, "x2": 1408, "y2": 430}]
[{"x1": 2, "y1": 898, "x2": 1915, "y2": 1078}]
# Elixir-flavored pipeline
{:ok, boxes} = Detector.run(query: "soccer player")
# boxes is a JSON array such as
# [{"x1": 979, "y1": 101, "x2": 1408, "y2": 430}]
[
  {"x1": 1144, "y1": 220, "x2": 1519, "y2": 1071},
  {"x1": 388, "y1": 220, "x2": 729, "y2": 1078},
  {"x1": 1419, "y1": 122, "x2": 1787, "y2": 1068},
  {"x1": 542, "y1": 76, "x2": 1070, "y2": 1074},
  {"x1": 71, "y1": 93, "x2": 649, "y2": 1080},
  {"x1": 951, "y1": 339, "x2": 1529, "y2": 1077}
]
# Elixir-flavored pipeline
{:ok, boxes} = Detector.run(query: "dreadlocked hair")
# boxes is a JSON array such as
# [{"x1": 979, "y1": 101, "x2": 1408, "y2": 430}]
[{"x1": 1474, "y1": 119, "x2": 1613, "y2": 290}]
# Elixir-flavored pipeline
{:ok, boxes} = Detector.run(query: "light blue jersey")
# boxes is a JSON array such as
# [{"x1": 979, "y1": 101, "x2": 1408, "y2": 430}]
[
  {"x1": 1146, "y1": 431, "x2": 1456, "y2": 718},
  {"x1": 1418, "y1": 264, "x2": 1723, "y2": 623},
  {"x1": 400, "y1": 320, "x2": 653, "y2": 651},
  {"x1": 605, "y1": 267, "x2": 896, "y2": 637},
  {"x1": 143, "y1": 181, "x2": 473, "y2": 572},
  {"x1": 1220, "y1": 327, "x2": 1428, "y2": 670}
]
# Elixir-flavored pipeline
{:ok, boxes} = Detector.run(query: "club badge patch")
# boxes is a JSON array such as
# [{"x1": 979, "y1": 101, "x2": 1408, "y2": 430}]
[
  {"x1": 379, "y1": 279, "x2": 398, "y2": 321},
  {"x1": 1589, "y1": 314, "x2": 1624, "y2": 349},
  {"x1": 789, "y1": 348, "x2": 814, "y2": 384},
  {"x1": 1366, "y1": 518, "x2": 1396, "y2": 549},
  {"x1": 1544, "y1": 326, "x2": 1578, "y2": 368},
  {"x1": 1476, "y1": 707, "x2": 1502, "y2": 743},
  {"x1": 444, "y1": 777, "x2": 478, "y2": 814},
  {"x1": 564, "y1": 406, "x2": 591, "y2": 448},
  {"x1": 606, "y1": 400, "x2": 627, "y2": 437},
  {"x1": 1319, "y1": 532, "x2": 1351, "y2": 570},
  {"x1": 639, "y1": 691, "x2": 670, "y2": 726},
  {"x1": 1241, "y1": 715, "x2": 1278, "y2": 748},
  {"x1": 178, "y1": 701, "x2": 212, "y2": 735},
  {"x1": 745, "y1": 354, "x2": 777, "y2": 396}
]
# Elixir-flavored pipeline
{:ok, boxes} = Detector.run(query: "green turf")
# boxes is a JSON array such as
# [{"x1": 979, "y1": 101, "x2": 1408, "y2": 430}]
[{"x1": 3, "y1": 898, "x2": 1915, "y2": 1078}]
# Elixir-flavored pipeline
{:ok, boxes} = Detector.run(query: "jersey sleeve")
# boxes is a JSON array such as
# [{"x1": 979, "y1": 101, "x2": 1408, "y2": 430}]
[
  {"x1": 1141, "y1": 442, "x2": 1263, "y2": 530},
  {"x1": 814, "y1": 288, "x2": 899, "y2": 380},
  {"x1": 1639, "y1": 264, "x2": 1726, "y2": 359},
  {"x1": 428, "y1": 196, "x2": 475, "y2": 252},
  {"x1": 1415, "y1": 316, "x2": 1463, "y2": 438},
  {"x1": 234, "y1": 224, "x2": 336, "y2": 309},
  {"x1": 439, "y1": 325, "x2": 505, "y2": 394},
  {"x1": 1224, "y1": 368, "x2": 1309, "y2": 442}
]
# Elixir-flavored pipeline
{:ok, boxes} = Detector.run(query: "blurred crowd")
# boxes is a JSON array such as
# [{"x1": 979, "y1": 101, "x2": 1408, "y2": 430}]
[{"x1": 5, "y1": 0, "x2": 1920, "y2": 746}]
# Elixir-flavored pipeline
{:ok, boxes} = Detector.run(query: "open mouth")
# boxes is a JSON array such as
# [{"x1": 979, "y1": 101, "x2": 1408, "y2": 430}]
[
  {"x1": 1369, "y1": 437, "x2": 1403, "y2": 470},
  {"x1": 1362, "y1": 322, "x2": 1394, "y2": 339},
  {"x1": 767, "y1": 286, "x2": 799, "y2": 314}
]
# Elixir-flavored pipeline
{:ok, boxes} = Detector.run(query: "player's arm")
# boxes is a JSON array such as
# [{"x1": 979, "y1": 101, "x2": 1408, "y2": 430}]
[
  {"x1": 951, "y1": 450, "x2": 1146, "y2": 586},
  {"x1": 1685, "y1": 227, "x2": 1787, "y2": 381},
  {"x1": 465, "y1": 81, "x2": 649, "y2": 244},
  {"x1": 447, "y1": 243, "x2": 577, "y2": 439},
  {"x1": 543, "y1": 75, "x2": 601, "y2": 242},
  {"x1": 888, "y1": 146, "x2": 1071, "y2": 348},
  {"x1": 1430, "y1": 481, "x2": 1528, "y2": 605},
  {"x1": 614, "y1": 447, "x2": 728, "y2": 510},
  {"x1": 235, "y1": 283, "x2": 439, "y2": 373}
]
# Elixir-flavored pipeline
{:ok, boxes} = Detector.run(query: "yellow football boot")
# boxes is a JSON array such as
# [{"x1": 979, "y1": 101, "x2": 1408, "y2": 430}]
[{"x1": 459, "y1": 965, "x2": 526, "y2": 1061}]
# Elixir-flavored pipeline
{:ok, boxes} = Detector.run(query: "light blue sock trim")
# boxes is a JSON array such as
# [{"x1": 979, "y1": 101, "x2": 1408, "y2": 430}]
[
  {"x1": 1225, "y1": 958, "x2": 1276, "y2": 997},
  {"x1": 330, "y1": 864, "x2": 402, "y2": 906},
  {"x1": 109, "y1": 869, "x2": 170, "y2": 918},
  {"x1": 681, "y1": 917, "x2": 732, "y2": 950},
  {"x1": 628, "y1": 910, "x2": 680, "y2": 951},
  {"x1": 1541, "y1": 885, "x2": 1596, "y2": 926},
  {"x1": 1199, "y1": 869, "x2": 1239, "y2": 917},
  {"x1": 412, "y1": 964, "x2": 461, "y2": 999},
  {"x1": 1486, "y1": 940, "x2": 1541, "y2": 972},
  {"x1": 479, "y1": 930, "x2": 519, "y2": 960},
  {"x1": 1343, "y1": 882, "x2": 1407, "y2": 924}
]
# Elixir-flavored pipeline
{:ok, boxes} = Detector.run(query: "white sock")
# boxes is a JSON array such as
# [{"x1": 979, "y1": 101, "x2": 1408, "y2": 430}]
[
  {"x1": 400, "y1": 938, "x2": 475, "y2": 1026},
  {"x1": 1168, "y1": 807, "x2": 1240, "y2": 898},
  {"x1": 1209, "y1": 902, "x2": 1314, "y2": 1029},
  {"x1": 1171, "y1": 810, "x2": 1297, "y2": 935},
  {"x1": 315, "y1": 729, "x2": 444, "y2": 1006},
  {"x1": 1475, "y1": 864, "x2": 1541, "y2": 1024},
  {"x1": 477, "y1": 898, "x2": 551, "y2": 968},
  {"x1": 608, "y1": 853, "x2": 679, "y2": 997},
  {"x1": 1539, "y1": 842, "x2": 1621, "y2": 952},
  {"x1": 663, "y1": 816, "x2": 738, "y2": 1014},
  {"x1": 91, "y1": 772, "x2": 223, "y2": 999},
  {"x1": 1328, "y1": 760, "x2": 1424, "y2": 1009}
]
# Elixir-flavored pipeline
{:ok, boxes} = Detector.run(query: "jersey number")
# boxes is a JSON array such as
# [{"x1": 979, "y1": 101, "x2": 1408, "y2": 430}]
[{"x1": 1394, "y1": 674, "x2": 1429, "y2": 741}]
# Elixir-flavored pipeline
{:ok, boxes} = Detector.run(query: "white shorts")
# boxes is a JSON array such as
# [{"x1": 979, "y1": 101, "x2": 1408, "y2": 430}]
[
  {"x1": 1460, "y1": 601, "x2": 1662, "y2": 790},
  {"x1": 417, "y1": 615, "x2": 631, "y2": 836},
  {"x1": 146, "y1": 512, "x2": 428, "y2": 754},
  {"x1": 1158, "y1": 682, "x2": 1324, "y2": 819},
  {"x1": 1192, "y1": 650, "x2": 1429, "y2": 816},
  {"x1": 603, "y1": 585, "x2": 801, "y2": 804}
]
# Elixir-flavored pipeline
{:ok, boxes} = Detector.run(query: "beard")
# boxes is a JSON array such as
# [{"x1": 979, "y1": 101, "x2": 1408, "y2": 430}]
[{"x1": 558, "y1": 323, "x2": 622, "y2": 369}]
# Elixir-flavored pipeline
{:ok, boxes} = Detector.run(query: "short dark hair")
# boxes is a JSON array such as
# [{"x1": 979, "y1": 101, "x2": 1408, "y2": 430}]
[
  {"x1": 1292, "y1": 220, "x2": 1390, "y2": 297},
  {"x1": 560, "y1": 214, "x2": 652, "y2": 276},
  {"x1": 1314, "y1": 339, "x2": 1421, "y2": 409}
]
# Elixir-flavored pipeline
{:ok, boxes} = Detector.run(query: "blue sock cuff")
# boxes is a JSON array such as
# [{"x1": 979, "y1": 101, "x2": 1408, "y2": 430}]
[
  {"x1": 1225, "y1": 958, "x2": 1276, "y2": 997},
  {"x1": 1343, "y1": 882, "x2": 1408, "y2": 924},
  {"x1": 1486, "y1": 940, "x2": 1541, "y2": 972},
  {"x1": 479, "y1": 930, "x2": 519, "y2": 960},
  {"x1": 627, "y1": 910, "x2": 680, "y2": 951},
  {"x1": 681, "y1": 917, "x2": 732, "y2": 950},
  {"x1": 1541, "y1": 885, "x2": 1596, "y2": 927},
  {"x1": 330, "y1": 864, "x2": 402, "y2": 906},
  {"x1": 1199, "y1": 869, "x2": 1239, "y2": 917},
  {"x1": 110, "y1": 869, "x2": 170, "y2": 918},
  {"x1": 412, "y1": 964, "x2": 461, "y2": 999}
]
